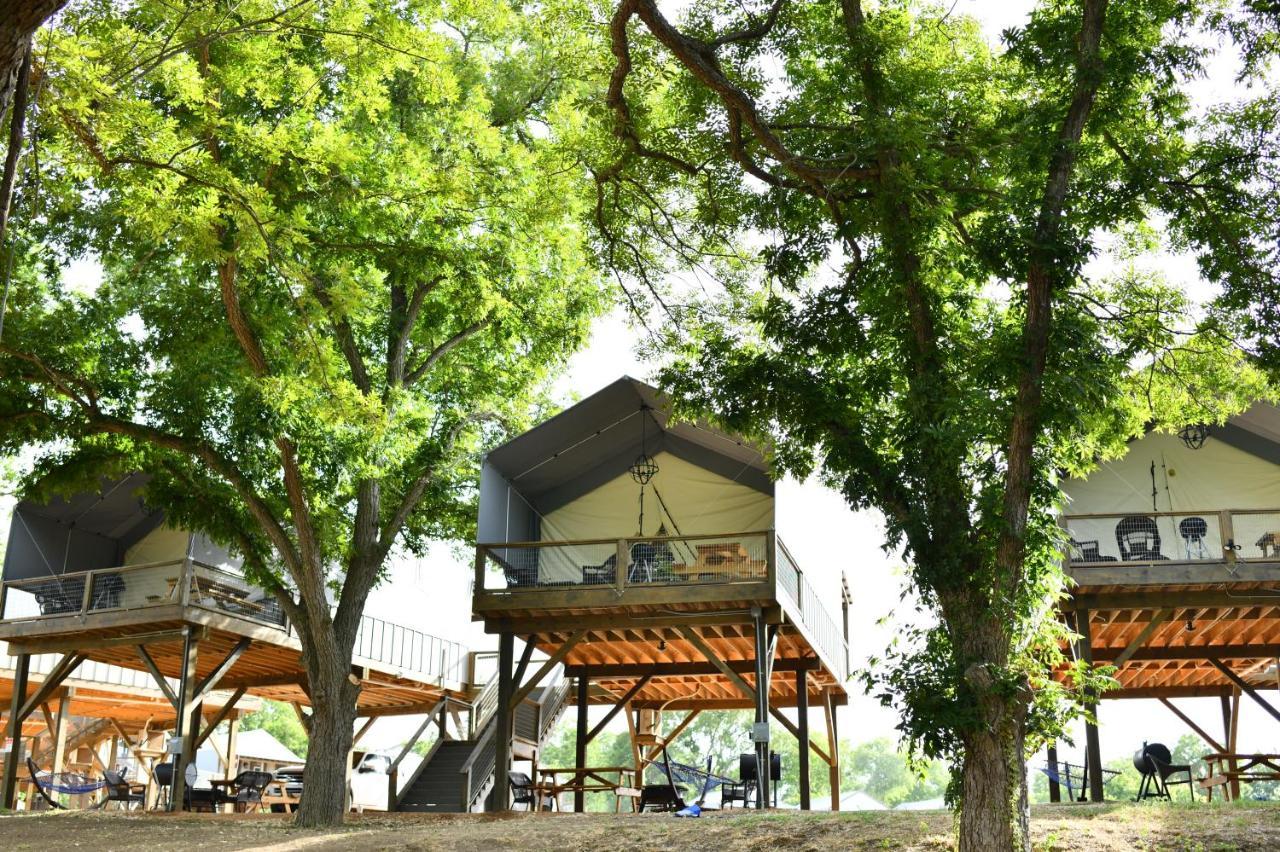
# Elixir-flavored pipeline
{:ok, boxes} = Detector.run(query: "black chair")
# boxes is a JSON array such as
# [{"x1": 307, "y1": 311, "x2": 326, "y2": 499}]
[
  {"x1": 1134, "y1": 742, "x2": 1194, "y2": 801},
  {"x1": 737, "y1": 751, "x2": 781, "y2": 808},
  {"x1": 1179, "y1": 516, "x2": 1210, "y2": 559},
  {"x1": 102, "y1": 768, "x2": 145, "y2": 810},
  {"x1": 227, "y1": 770, "x2": 273, "y2": 812},
  {"x1": 1116, "y1": 516, "x2": 1167, "y2": 561},
  {"x1": 581, "y1": 554, "x2": 617, "y2": 585},
  {"x1": 508, "y1": 771, "x2": 555, "y2": 811},
  {"x1": 1068, "y1": 539, "x2": 1117, "y2": 563}
]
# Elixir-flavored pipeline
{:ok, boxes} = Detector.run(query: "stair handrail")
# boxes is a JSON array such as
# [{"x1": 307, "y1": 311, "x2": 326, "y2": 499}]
[
  {"x1": 468, "y1": 670, "x2": 501, "y2": 737},
  {"x1": 387, "y1": 697, "x2": 450, "y2": 810},
  {"x1": 538, "y1": 674, "x2": 571, "y2": 742},
  {"x1": 458, "y1": 717, "x2": 498, "y2": 811}
]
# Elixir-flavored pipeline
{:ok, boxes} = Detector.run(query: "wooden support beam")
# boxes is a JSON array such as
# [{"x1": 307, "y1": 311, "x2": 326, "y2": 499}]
[
  {"x1": 824, "y1": 689, "x2": 839, "y2": 811},
  {"x1": 642, "y1": 710, "x2": 700, "y2": 767},
  {"x1": 352, "y1": 715, "x2": 377, "y2": 748},
  {"x1": 50, "y1": 693, "x2": 71, "y2": 774},
  {"x1": 1208, "y1": 658, "x2": 1280, "y2": 725},
  {"x1": 1230, "y1": 688, "x2": 1242, "y2": 800},
  {"x1": 491, "y1": 631, "x2": 514, "y2": 812},
  {"x1": 1111, "y1": 609, "x2": 1172, "y2": 667},
  {"x1": 1072, "y1": 589, "x2": 1280, "y2": 612},
  {"x1": 225, "y1": 715, "x2": 240, "y2": 778},
  {"x1": 136, "y1": 645, "x2": 179, "y2": 707},
  {"x1": 512, "y1": 640, "x2": 535, "y2": 694},
  {"x1": 171, "y1": 628, "x2": 200, "y2": 810},
  {"x1": 193, "y1": 687, "x2": 246, "y2": 749},
  {"x1": 1094, "y1": 643, "x2": 1280, "y2": 662},
  {"x1": 563, "y1": 658, "x2": 821, "y2": 678},
  {"x1": 509, "y1": 631, "x2": 586, "y2": 711},
  {"x1": 1158, "y1": 698, "x2": 1226, "y2": 753},
  {"x1": 769, "y1": 706, "x2": 831, "y2": 765},
  {"x1": 676, "y1": 625, "x2": 758, "y2": 703},
  {"x1": 574, "y1": 671, "x2": 588, "y2": 813},
  {"x1": 6, "y1": 628, "x2": 191, "y2": 656},
  {"x1": 797, "y1": 668, "x2": 810, "y2": 810},
  {"x1": 1077, "y1": 610, "x2": 1104, "y2": 803},
  {"x1": 586, "y1": 675, "x2": 653, "y2": 744},
  {"x1": 193, "y1": 637, "x2": 252, "y2": 700},
  {"x1": 19, "y1": 653, "x2": 84, "y2": 721},
  {"x1": 1, "y1": 653, "x2": 29, "y2": 808}
]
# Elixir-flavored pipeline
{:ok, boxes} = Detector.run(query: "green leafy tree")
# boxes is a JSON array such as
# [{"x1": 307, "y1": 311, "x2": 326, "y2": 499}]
[
  {"x1": 586, "y1": 1, "x2": 1276, "y2": 848},
  {"x1": 0, "y1": 0, "x2": 603, "y2": 826},
  {"x1": 239, "y1": 699, "x2": 309, "y2": 760}
]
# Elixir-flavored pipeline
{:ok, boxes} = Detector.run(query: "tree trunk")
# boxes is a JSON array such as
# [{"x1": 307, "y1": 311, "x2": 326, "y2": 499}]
[
  {"x1": 954, "y1": 615, "x2": 1031, "y2": 852},
  {"x1": 958, "y1": 700, "x2": 1030, "y2": 852},
  {"x1": 0, "y1": 1, "x2": 69, "y2": 121},
  {"x1": 295, "y1": 637, "x2": 361, "y2": 827}
]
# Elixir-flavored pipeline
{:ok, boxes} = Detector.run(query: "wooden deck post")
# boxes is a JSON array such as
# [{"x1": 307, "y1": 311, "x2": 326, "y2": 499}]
[
  {"x1": 50, "y1": 693, "x2": 71, "y2": 775},
  {"x1": 574, "y1": 669, "x2": 589, "y2": 812},
  {"x1": 492, "y1": 630, "x2": 514, "y2": 812},
  {"x1": 2, "y1": 652, "x2": 30, "y2": 808},
  {"x1": 796, "y1": 668, "x2": 810, "y2": 810},
  {"x1": 824, "y1": 689, "x2": 840, "y2": 811},
  {"x1": 225, "y1": 714, "x2": 240, "y2": 778},
  {"x1": 1229, "y1": 688, "x2": 1241, "y2": 801},
  {"x1": 1046, "y1": 742, "x2": 1060, "y2": 803},
  {"x1": 1076, "y1": 609, "x2": 1105, "y2": 802},
  {"x1": 171, "y1": 628, "x2": 200, "y2": 811},
  {"x1": 752, "y1": 607, "x2": 770, "y2": 809}
]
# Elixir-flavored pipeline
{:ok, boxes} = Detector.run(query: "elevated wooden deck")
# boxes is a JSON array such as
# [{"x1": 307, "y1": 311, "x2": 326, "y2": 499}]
[
  {"x1": 473, "y1": 530, "x2": 850, "y2": 709},
  {"x1": 1061, "y1": 509, "x2": 1280, "y2": 699},
  {"x1": 0, "y1": 559, "x2": 472, "y2": 715}
]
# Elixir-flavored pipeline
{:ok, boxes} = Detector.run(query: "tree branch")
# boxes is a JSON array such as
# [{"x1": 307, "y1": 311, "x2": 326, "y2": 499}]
[{"x1": 403, "y1": 316, "x2": 491, "y2": 386}]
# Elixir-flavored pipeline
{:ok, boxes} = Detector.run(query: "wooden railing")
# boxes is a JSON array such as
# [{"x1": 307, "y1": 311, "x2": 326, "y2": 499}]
[
  {"x1": 1061, "y1": 508, "x2": 1280, "y2": 567},
  {"x1": 0, "y1": 559, "x2": 468, "y2": 689},
  {"x1": 475, "y1": 530, "x2": 850, "y2": 685}
]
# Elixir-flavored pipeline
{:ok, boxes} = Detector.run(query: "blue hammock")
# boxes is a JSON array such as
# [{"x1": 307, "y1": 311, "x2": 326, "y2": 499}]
[
  {"x1": 27, "y1": 758, "x2": 105, "y2": 808},
  {"x1": 652, "y1": 751, "x2": 735, "y2": 806}
]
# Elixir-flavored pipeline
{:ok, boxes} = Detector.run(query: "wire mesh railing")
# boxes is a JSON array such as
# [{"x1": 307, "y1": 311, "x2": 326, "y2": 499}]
[
  {"x1": 1062, "y1": 508, "x2": 1280, "y2": 566},
  {"x1": 477, "y1": 531, "x2": 771, "y2": 591},
  {"x1": 775, "y1": 536, "x2": 848, "y2": 683}
]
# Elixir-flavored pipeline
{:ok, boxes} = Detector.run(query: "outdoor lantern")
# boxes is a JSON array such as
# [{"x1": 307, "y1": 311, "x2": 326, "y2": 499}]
[
  {"x1": 1177, "y1": 423, "x2": 1210, "y2": 450},
  {"x1": 629, "y1": 405, "x2": 659, "y2": 485}
]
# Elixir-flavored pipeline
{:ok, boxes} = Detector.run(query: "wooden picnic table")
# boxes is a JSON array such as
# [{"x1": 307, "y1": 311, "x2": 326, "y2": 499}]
[
  {"x1": 1198, "y1": 753, "x2": 1280, "y2": 801},
  {"x1": 533, "y1": 766, "x2": 640, "y2": 812}
]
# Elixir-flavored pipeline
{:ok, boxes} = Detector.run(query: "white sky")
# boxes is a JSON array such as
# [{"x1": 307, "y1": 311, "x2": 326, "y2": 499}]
[{"x1": 2, "y1": 1, "x2": 1275, "y2": 771}]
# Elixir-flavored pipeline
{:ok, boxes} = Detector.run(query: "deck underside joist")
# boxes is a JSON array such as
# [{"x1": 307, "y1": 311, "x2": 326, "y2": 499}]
[
  {"x1": 1061, "y1": 577, "x2": 1280, "y2": 697},
  {"x1": 0, "y1": 607, "x2": 468, "y2": 716},
  {"x1": 480, "y1": 597, "x2": 847, "y2": 709}
]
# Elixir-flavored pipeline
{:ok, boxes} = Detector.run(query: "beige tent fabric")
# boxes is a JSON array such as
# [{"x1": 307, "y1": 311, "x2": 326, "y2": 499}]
[
  {"x1": 537, "y1": 451, "x2": 774, "y2": 582},
  {"x1": 123, "y1": 524, "x2": 191, "y2": 565},
  {"x1": 1062, "y1": 431, "x2": 1280, "y2": 561}
]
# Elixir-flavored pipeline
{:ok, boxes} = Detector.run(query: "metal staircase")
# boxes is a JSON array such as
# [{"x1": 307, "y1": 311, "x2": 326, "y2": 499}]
[{"x1": 394, "y1": 672, "x2": 571, "y2": 812}]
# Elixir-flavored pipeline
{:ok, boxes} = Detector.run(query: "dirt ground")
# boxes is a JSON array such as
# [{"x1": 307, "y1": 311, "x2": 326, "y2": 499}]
[{"x1": 0, "y1": 802, "x2": 1276, "y2": 851}]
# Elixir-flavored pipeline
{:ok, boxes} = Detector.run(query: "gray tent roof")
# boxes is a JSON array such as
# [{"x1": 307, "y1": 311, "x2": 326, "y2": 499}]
[
  {"x1": 1214, "y1": 402, "x2": 1280, "y2": 464},
  {"x1": 3, "y1": 473, "x2": 164, "y2": 582},
  {"x1": 484, "y1": 377, "x2": 772, "y2": 514}
]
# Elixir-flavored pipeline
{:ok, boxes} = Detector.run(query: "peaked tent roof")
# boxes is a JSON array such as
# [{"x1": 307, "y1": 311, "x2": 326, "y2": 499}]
[
  {"x1": 235, "y1": 728, "x2": 304, "y2": 763},
  {"x1": 483, "y1": 377, "x2": 772, "y2": 514}
]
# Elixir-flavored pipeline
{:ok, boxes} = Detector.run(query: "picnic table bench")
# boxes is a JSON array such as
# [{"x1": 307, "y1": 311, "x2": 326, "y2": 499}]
[{"x1": 1197, "y1": 753, "x2": 1280, "y2": 801}]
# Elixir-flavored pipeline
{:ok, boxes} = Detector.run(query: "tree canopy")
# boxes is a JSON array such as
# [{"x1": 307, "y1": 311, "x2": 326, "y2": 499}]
[
  {"x1": 587, "y1": 1, "x2": 1277, "y2": 847},
  {"x1": 0, "y1": 0, "x2": 604, "y2": 825}
]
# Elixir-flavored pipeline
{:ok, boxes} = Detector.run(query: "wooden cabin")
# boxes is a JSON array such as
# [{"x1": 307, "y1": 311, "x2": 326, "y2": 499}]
[
  {"x1": 472, "y1": 377, "x2": 851, "y2": 810},
  {"x1": 1056, "y1": 405, "x2": 1280, "y2": 801},
  {"x1": 0, "y1": 473, "x2": 476, "y2": 809}
]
